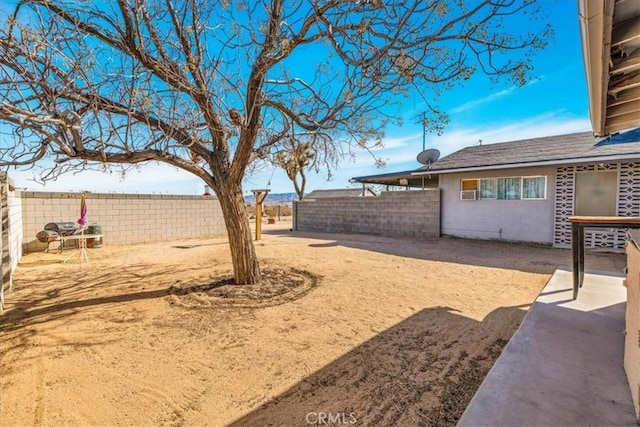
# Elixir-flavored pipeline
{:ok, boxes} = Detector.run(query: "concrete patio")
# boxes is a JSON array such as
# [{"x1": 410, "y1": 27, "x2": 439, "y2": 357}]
[{"x1": 458, "y1": 266, "x2": 637, "y2": 426}]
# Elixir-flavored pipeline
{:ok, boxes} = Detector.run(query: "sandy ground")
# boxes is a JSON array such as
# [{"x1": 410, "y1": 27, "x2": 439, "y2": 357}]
[{"x1": 0, "y1": 222, "x2": 626, "y2": 427}]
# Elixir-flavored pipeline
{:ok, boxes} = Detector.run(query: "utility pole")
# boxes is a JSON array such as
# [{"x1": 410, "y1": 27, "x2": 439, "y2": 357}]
[{"x1": 412, "y1": 111, "x2": 427, "y2": 151}]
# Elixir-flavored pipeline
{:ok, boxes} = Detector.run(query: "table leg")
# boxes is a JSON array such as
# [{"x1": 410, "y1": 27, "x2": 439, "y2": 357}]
[
  {"x1": 578, "y1": 226, "x2": 585, "y2": 288},
  {"x1": 80, "y1": 238, "x2": 88, "y2": 262},
  {"x1": 572, "y1": 222, "x2": 580, "y2": 299}
]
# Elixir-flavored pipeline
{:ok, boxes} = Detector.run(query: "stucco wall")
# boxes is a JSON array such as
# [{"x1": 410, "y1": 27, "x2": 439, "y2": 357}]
[
  {"x1": 439, "y1": 166, "x2": 556, "y2": 244},
  {"x1": 294, "y1": 190, "x2": 440, "y2": 238},
  {"x1": 21, "y1": 192, "x2": 226, "y2": 252}
]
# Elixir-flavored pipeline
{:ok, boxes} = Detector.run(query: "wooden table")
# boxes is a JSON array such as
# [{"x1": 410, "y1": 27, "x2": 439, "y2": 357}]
[{"x1": 570, "y1": 216, "x2": 640, "y2": 299}]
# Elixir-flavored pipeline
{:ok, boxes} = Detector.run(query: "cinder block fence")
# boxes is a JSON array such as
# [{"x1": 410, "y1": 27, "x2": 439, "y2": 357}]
[
  {"x1": 293, "y1": 189, "x2": 441, "y2": 238},
  {"x1": 20, "y1": 191, "x2": 226, "y2": 252}
]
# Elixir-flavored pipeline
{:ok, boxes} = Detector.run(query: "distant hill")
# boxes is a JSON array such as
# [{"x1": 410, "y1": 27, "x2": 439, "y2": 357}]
[{"x1": 244, "y1": 192, "x2": 298, "y2": 205}]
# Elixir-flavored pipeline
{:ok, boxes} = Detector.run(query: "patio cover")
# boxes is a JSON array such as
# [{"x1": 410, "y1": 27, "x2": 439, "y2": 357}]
[{"x1": 579, "y1": 0, "x2": 640, "y2": 135}]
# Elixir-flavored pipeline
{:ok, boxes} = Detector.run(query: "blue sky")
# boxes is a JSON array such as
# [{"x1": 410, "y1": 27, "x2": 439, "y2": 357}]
[{"x1": 4, "y1": 1, "x2": 592, "y2": 196}]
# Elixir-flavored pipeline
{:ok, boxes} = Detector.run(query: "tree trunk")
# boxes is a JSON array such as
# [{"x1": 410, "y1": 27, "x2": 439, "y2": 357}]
[
  {"x1": 293, "y1": 172, "x2": 305, "y2": 202},
  {"x1": 216, "y1": 181, "x2": 261, "y2": 285}
]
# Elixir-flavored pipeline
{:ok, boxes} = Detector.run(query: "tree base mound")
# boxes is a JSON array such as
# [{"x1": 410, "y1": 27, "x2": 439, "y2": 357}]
[{"x1": 167, "y1": 268, "x2": 318, "y2": 309}]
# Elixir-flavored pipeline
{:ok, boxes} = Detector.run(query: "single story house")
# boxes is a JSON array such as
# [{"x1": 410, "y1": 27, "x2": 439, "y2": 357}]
[
  {"x1": 353, "y1": 127, "x2": 640, "y2": 248},
  {"x1": 305, "y1": 188, "x2": 377, "y2": 199}
]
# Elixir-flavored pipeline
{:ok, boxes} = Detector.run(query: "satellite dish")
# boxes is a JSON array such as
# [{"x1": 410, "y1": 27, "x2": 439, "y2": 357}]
[{"x1": 416, "y1": 148, "x2": 440, "y2": 165}]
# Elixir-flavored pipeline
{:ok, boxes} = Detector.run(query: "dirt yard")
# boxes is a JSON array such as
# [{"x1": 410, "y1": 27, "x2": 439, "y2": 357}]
[{"x1": 0, "y1": 223, "x2": 625, "y2": 426}]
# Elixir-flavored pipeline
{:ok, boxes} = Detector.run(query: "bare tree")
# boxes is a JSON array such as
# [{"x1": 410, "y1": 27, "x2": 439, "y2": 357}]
[
  {"x1": 0, "y1": 0, "x2": 551, "y2": 284},
  {"x1": 273, "y1": 132, "x2": 337, "y2": 201},
  {"x1": 275, "y1": 140, "x2": 314, "y2": 201}
]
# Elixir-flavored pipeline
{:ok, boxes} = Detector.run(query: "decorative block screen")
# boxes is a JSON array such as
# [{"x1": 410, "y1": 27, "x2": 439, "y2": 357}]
[{"x1": 553, "y1": 162, "x2": 640, "y2": 248}]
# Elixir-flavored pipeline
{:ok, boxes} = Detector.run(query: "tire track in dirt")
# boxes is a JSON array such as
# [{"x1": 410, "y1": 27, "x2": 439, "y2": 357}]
[{"x1": 32, "y1": 334, "x2": 45, "y2": 426}]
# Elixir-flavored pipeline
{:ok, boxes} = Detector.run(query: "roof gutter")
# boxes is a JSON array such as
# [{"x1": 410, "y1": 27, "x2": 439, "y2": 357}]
[
  {"x1": 411, "y1": 152, "x2": 640, "y2": 176},
  {"x1": 351, "y1": 170, "x2": 416, "y2": 182}
]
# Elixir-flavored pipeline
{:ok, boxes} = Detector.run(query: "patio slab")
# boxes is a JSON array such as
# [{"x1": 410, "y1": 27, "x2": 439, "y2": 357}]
[{"x1": 458, "y1": 266, "x2": 637, "y2": 426}]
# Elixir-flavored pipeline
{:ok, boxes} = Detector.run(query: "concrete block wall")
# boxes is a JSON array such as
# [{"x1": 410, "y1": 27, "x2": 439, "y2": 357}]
[
  {"x1": 21, "y1": 192, "x2": 226, "y2": 252},
  {"x1": 294, "y1": 190, "x2": 440, "y2": 238}
]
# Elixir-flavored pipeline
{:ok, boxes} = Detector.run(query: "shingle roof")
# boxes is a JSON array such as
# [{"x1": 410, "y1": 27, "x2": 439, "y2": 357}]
[
  {"x1": 305, "y1": 188, "x2": 376, "y2": 198},
  {"x1": 419, "y1": 127, "x2": 640, "y2": 173}
]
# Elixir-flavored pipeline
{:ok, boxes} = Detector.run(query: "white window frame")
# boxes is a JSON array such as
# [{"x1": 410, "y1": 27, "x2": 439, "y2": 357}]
[
  {"x1": 466, "y1": 175, "x2": 547, "y2": 200},
  {"x1": 479, "y1": 178, "x2": 498, "y2": 200},
  {"x1": 521, "y1": 176, "x2": 547, "y2": 200}
]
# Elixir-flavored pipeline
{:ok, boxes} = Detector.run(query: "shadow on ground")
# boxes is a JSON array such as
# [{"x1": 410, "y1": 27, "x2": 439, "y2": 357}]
[
  {"x1": 230, "y1": 304, "x2": 529, "y2": 427},
  {"x1": 170, "y1": 242, "x2": 228, "y2": 249},
  {"x1": 268, "y1": 229, "x2": 626, "y2": 275},
  {"x1": 0, "y1": 263, "x2": 204, "y2": 334}
]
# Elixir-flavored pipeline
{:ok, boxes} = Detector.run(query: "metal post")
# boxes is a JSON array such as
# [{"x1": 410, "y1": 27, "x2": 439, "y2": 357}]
[
  {"x1": 578, "y1": 226, "x2": 585, "y2": 287},
  {"x1": 572, "y1": 222, "x2": 580, "y2": 299}
]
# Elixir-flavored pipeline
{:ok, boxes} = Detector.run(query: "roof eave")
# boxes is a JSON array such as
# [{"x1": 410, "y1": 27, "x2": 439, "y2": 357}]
[
  {"x1": 412, "y1": 152, "x2": 640, "y2": 175},
  {"x1": 350, "y1": 170, "x2": 418, "y2": 182},
  {"x1": 578, "y1": 0, "x2": 614, "y2": 136}
]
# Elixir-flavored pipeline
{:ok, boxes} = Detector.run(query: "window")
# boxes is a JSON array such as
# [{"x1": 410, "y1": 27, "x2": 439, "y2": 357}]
[
  {"x1": 575, "y1": 171, "x2": 617, "y2": 216},
  {"x1": 464, "y1": 175, "x2": 547, "y2": 200},
  {"x1": 480, "y1": 179, "x2": 497, "y2": 199},
  {"x1": 497, "y1": 178, "x2": 521, "y2": 200},
  {"x1": 461, "y1": 179, "x2": 478, "y2": 191},
  {"x1": 522, "y1": 177, "x2": 546, "y2": 199}
]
